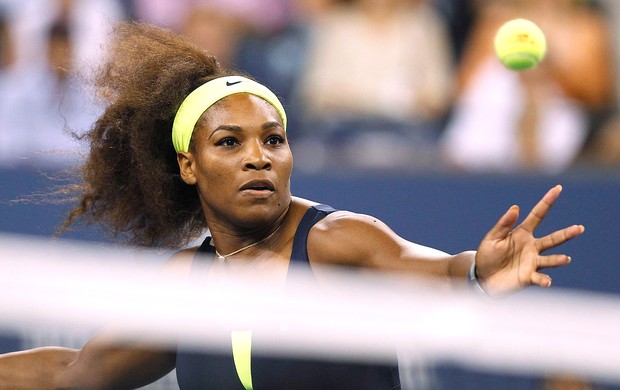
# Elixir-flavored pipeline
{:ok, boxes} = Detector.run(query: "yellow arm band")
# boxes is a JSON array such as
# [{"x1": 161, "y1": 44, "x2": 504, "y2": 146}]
[{"x1": 172, "y1": 76, "x2": 287, "y2": 153}]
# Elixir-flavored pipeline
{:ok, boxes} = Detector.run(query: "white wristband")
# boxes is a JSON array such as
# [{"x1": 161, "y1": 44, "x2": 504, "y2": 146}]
[{"x1": 467, "y1": 262, "x2": 487, "y2": 295}]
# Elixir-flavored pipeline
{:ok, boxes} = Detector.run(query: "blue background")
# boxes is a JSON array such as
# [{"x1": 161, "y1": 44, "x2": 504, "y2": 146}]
[{"x1": 1, "y1": 167, "x2": 619, "y2": 388}]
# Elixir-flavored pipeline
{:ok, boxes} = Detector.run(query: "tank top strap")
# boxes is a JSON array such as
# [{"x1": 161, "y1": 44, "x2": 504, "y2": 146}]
[
  {"x1": 196, "y1": 234, "x2": 215, "y2": 255},
  {"x1": 290, "y1": 204, "x2": 337, "y2": 264},
  {"x1": 193, "y1": 203, "x2": 337, "y2": 266}
]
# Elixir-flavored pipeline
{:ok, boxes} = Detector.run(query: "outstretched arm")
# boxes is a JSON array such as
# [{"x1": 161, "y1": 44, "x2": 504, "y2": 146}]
[
  {"x1": 474, "y1": 185, "x2": 584, "y2": 295},
  {"x1": 306, "y1": 185, "x2": 583, "y2": 295},
  {"x1": 0, "y1": 347, "x2": 78, "y2": 389},
  {"x1": 0, "y1": 251, "x2": 196, "y2": 390},
  {"x1": 0, "y1": 338, "x2": 175, "y2": 390}
]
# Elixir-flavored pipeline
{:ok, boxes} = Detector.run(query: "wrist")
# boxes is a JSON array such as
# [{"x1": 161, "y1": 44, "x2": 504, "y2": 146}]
[{"x1": 467, "y1": 261, "x2": 488, "y2": 295}]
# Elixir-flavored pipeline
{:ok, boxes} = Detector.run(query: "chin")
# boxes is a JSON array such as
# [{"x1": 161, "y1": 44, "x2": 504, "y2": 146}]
[{"x1": 240, "y1": 196, "x2": 289, "y2": 224}]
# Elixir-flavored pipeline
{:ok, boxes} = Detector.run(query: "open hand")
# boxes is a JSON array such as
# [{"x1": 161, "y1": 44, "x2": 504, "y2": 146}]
[{"x1": 475, "y1": 185, "x2": 585, "y2": 295}]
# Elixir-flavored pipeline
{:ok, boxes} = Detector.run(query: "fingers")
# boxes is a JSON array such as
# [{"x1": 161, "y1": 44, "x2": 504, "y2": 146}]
[
  {"x1": 520, "y1": 185, "x2": 563, "y2": 233},
  {"x1": 536, "y1": 224, "x2": 585, "y2": 252},
  {"x1": 531, "y1": 272, "x2": 553, "y2": 288},
  {"x1": 535, "y1": 253, "x2": 572, "y2": 269},
  {"x1": 484, "y1": 205, "x2": 520, "y2": 241},
  {"x1": 529, "y1": 253, "x2": 573, "y2": 288}
]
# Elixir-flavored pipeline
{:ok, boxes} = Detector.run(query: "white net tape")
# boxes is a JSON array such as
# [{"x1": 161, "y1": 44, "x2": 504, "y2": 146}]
[{"x1": 1, "y1": 234, "x2": 619, "y2": 386}]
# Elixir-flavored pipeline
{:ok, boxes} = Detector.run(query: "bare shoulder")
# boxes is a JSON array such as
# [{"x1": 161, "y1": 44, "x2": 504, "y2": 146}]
[
  {"x1": 161, "y1": 246, "x2": 199, "y2": 276},
  {"x1": 314, "y1": 210, "x2": 392, "y2": 235},
  {"x1": 289, "y1": 198, "x2": 388, "y2": 241},
  {"x1": 290, "y1": 197, "x2": 381, "y2": 229},
  {"x1": 307, "y1": 209, "x2": 450, "y2": 271},
  {"x1": 289, "y1": 196, "x2": 320, "y2": 215},
  {"x1": 307, "y1": 210, "x2": 406, "y2": 267},
  {"x1": 316, "y1": 210, "x2": 384, "y2": 229}
]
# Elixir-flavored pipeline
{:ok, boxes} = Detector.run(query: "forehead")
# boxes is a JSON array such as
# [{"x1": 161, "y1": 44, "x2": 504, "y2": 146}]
[{"x1": 201, "y1": 93, "x2": 281, "y2": 127}]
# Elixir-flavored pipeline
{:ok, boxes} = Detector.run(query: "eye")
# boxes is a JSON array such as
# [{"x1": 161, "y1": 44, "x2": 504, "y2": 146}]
[
  {"x1": 266, "y1": 135, "x2": 284, "y2": 145},
  {"x1": 215, "y1": 137, "x2": 239, "y2": 147}
]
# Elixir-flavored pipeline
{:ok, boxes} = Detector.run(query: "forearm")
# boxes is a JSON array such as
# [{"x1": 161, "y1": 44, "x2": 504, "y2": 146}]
[
  {"x1": 0, "y1": 341, "x2": 175, "y2": 390},
  {"x1": 0, "y1": 347, "x2": 79, "y2": 390},
  {"x1": 447, "y1": 250, "x2": 476, "y2": 280}
]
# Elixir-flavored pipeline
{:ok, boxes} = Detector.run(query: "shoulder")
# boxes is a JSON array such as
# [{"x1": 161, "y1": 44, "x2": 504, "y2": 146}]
[
  {"x1": 311, "y1": 210, "x2": 383, "y2": 237},
  {"x1": 286, "y1": 196, "x2": 324, "y2": 226},
  {"x1": 307, "y1": 210, "x2": 406, "y2": 267},
  {"x1": 306, "y1": 210, "x2": 452, "y2": 273},
  {"x1": 161, "y1": 246, "x2": 200, "y2": 276},
  {"x1": 287, "y1": 197, "x2": 402, "y2": 268},
  {"x1": 288, "y1": 195, "x2": 389, "y2": 237}
]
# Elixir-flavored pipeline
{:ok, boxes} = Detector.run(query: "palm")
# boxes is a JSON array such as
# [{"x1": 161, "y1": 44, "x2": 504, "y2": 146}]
[{"x1": 474, "y1": 186, "x2": 584, "y2": 295}]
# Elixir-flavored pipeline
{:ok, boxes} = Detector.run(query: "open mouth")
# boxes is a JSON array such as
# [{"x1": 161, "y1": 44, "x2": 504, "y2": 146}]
[{"x1": 240, "y1": 180, "x2": 275, "y2": 192}]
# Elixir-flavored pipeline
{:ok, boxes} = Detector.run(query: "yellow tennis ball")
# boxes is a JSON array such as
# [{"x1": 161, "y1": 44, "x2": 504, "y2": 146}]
[{"x1": 494, "y1": 18, "x2": 547, "y2": 71}]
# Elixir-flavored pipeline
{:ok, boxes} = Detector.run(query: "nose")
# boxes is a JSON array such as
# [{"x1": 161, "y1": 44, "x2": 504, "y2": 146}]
[{"x1": 243, "y1": 139, "x2": 271, "y2": 170}]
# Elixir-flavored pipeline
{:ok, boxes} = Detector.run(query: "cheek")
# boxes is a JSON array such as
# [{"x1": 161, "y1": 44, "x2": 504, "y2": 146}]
[
  {"x1": 276, "y1": 152, "x2": 294, "y2": 192},
  {"x1": 210, "y1": 168, "x2": 232, "y2": 189},
  {"x1": 195, "y1": 158, "x2": 232, "y2": 195},
  {"x1": 276, "y1": 148, "x2": 294, "y2": 173}
]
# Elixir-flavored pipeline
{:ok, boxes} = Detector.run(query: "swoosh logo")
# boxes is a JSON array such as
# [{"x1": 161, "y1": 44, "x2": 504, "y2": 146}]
[{"x1": 226, "y1": 80, "x2": 242, "y2": 86}]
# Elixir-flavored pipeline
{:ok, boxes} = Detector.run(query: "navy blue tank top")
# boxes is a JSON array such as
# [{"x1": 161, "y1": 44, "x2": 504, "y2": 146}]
[{"x1": 176, "y1": 204, "x2": 401, "y2": 389}]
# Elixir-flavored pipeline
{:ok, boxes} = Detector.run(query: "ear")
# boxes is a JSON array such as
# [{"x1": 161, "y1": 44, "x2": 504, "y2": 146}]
[{"x1": 177, "y1": 151, "x2": 197, "y2": 185}]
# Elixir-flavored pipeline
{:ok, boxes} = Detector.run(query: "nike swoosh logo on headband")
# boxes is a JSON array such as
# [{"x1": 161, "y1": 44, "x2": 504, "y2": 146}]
[{"x1": 226, "y1": 80, "x2": 242, "y2": 86}]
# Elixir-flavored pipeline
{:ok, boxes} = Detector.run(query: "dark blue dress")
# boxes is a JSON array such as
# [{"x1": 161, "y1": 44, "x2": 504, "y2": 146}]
[{"x1": 176, "y1": 204, "x2": 401, "y2": 389}]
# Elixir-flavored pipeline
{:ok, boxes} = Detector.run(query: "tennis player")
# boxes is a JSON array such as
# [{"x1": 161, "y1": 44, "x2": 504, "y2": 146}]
[{"x1": 0, "y1": 22, "x2": 583, "y2": 390}]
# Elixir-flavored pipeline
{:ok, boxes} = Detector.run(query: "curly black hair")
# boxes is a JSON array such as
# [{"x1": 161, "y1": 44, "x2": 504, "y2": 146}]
[{"x1": 60, "y1": 22, "x2": 240, "y2": 248}]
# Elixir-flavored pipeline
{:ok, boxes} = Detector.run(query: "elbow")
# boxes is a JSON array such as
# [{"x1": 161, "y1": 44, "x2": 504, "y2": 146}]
[{"x1": 49, "y1": 348, "x2": 96, "y2": 390}]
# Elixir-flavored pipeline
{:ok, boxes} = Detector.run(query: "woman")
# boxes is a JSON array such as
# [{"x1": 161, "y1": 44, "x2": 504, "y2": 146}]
[{"x1": 0, "y1": 22, "x2": 583, "y2": 389}]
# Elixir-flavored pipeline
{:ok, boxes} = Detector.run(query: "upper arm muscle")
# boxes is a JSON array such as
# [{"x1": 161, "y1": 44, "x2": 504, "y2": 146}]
[{"x1": 306, "y1": 211, "x2": 451, "y2": 276}]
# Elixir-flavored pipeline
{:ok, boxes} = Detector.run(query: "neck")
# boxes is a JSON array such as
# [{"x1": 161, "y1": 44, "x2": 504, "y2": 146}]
[
  {"x1": 210, "y1": 204, "x2": 291, "y2": 260},
  {"x1": 214, "y1": 222, "x2": 283, "y2": 261}
]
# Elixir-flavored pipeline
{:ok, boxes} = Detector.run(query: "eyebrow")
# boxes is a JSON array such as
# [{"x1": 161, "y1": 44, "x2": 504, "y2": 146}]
[{"x1": 208, "y1": 121, "x2": 283, "y2": 139}]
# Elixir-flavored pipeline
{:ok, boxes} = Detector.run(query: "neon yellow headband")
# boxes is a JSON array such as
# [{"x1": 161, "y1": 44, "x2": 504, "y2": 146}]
[{"x1": 172, "y1": 76, "x2": 287, "y2": 153}]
